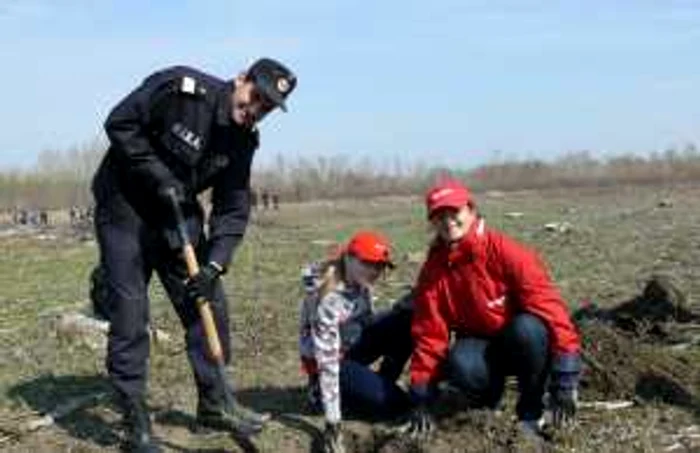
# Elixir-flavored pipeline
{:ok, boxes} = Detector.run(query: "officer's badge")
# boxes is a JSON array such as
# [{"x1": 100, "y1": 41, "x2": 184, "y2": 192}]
[
  {"x1": 181, "y1": 76, "x2": 196, "y2": 94},
  {"x1": 277, "y1": 77, "x2": 290, "y2": 94}
]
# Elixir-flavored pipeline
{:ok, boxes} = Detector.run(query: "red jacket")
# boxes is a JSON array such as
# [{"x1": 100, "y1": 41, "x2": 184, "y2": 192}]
[{"x1": 410, "y1": 218, "x2": 580, "y2": 387}]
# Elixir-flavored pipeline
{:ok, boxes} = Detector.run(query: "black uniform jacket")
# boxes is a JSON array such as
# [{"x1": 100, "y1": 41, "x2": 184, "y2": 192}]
[{"x1": 93, "y1": 66, "x2": 258, "y2": 267}]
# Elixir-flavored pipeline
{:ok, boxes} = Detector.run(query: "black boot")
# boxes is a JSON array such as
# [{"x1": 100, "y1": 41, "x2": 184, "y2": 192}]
[
  {"x1": 195, "y1": 396, "x2": 270, "y2": 436},
  {"x1": 120, "y1": 397, "x2": 160, "y2": 453}
]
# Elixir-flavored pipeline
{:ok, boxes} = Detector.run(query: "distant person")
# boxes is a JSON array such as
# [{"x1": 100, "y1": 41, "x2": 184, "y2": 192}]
[
  {"x1": 39, "y1": 209, "x2": 48, "y2": 227},
  {"x1": 29, "y1": 210, "x2": 39, "y2": 226},
  {"x1": 86, "y1": 205, "x2": 95, "y2": 222},
  {"x1": 401, "y1": 179, "x2": 581, "y2": 440},
  {"x1": 298, "y1": 231, "x2": 413, "y2": 453},
  {"x1": 261, "y1": 190, "x2": 270, "y2": 210},
  {"x1": 272, "y1": 193, "x2": 280, "y2": 210},
  {"x1": 69, "y1": 206, "x2": 79, "y2": 226},
  {"x1": 91, "y1": 58, "x2": 297, "y2": 452},
  {"x1": 250, "y1": 188, "x2": 259, "y2": 211}
]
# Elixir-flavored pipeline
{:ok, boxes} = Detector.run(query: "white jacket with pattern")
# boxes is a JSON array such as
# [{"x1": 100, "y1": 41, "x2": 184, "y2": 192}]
[{"x1": 298, "y1": 263, "x2": 374, "y2": 424}]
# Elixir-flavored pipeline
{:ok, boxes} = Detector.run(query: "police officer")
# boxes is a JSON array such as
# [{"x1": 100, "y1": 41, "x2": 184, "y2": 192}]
[{"x1": 91, "y1": 58, "x2": 297, "y2": 453}]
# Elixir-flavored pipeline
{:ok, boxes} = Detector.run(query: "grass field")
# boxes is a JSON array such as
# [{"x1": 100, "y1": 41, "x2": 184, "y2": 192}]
[{"x1": 1, "y1": 184, "x2": 700, "y2": 452}]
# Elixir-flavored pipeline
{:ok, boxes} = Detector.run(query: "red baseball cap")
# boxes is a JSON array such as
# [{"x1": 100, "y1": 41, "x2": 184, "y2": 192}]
[
  {"x1": 425, "y1": 179, "x2": 473, "y2": 218},
  {"x1": 346, "y1": 231, "x2": 395, "y2": 268}
]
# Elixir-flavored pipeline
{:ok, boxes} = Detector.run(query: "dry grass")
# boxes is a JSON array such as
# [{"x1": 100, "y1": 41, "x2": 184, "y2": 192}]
[{"x1": 1, "y1": 184, "x2": 700, "y2": 452}]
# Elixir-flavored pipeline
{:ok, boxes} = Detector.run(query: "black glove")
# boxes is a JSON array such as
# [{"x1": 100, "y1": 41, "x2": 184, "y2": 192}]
[
  {"x1": 395, "y1": 385, "x2": 434, "y2": 440},
  {"x1": 322, "y1": 422, "x2": 346, "y2": 453},
  {"x1": 549, "y1": 353, "x2": 581, "y2": 428},
  {"x1": 186, "y1": 262, "x2": 223, "y2": 302},
  {"x1": 157, "y1": 184, "x2": 187, "y2": 211},
  {"x1": 397, "y1": 405, "x2": 434, "y2": 440}
]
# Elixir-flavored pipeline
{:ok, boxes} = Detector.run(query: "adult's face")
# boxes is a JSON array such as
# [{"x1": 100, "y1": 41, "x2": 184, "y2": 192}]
[
  {"x1": 231, "y1": 77, "x2": 277, "y2": 128},
  {"x1": 431, "y1": 205, "x2": 476, "y2": 244}
]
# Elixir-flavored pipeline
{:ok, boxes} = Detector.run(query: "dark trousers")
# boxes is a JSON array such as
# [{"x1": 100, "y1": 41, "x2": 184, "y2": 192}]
[
  {"x1": 94, "y1": 188, "x2": 231, "y2": 406},
  {"x1": 339, "y1": 308, "x2": 413, "y2": 418},
  {"x1": 447, "y1": 314, "x2": 550, "y2": 421}
]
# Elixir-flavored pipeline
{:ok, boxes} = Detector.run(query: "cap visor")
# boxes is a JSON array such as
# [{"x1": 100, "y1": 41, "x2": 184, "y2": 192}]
[
  {"x1": 259, "y1": 85, "x2": 287, "y2": 112},
  {"x1": 428, "y1": 201, "x2": 464, "y2": 218}
]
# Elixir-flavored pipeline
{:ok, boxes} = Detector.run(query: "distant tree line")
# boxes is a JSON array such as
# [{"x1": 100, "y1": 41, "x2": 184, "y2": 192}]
[
  {"x1": 2, "y1": 141, "x2": 700, "y2": 209},
  {"x1": 0, "y1": 139, "x2": 103, "y2": 209}
]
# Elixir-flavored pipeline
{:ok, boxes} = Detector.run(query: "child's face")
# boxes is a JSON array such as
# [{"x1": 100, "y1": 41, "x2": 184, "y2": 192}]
[{"x1": 346, "y1": 255, "x2": 385, "y2": 288}]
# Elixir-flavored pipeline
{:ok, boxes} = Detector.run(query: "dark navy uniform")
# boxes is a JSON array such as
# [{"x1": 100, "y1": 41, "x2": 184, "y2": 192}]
[{"x1": 92, "y1": 66, "x2": 258, "y2": 407}]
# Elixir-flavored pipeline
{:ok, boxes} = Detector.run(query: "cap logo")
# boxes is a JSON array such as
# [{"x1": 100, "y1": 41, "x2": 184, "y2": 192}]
[
  {"x1": 430, "y1": 188, "x2": 454, "y2": 202},
  {"x1": 277, "y1": 77, "x2": 290, "y2": 94}
]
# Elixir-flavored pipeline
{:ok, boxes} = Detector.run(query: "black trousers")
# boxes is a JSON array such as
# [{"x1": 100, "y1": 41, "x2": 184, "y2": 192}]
[
  {"x1": 94, "y1": 186, "x2": 231, "y2": 406},
  {"x1": 340, "y1": 307, "x2": 413, "y2": 418}
]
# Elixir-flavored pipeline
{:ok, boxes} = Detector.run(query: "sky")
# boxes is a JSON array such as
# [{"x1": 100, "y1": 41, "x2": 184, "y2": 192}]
[{"x1": 1, "y1": 0, "x2": 700, "y2": 171}]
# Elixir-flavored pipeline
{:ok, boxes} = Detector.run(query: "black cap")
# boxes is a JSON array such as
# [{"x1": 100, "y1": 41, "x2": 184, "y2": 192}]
[{"x1": 247, "y1": 58, "x2": 297, "y2": 112}]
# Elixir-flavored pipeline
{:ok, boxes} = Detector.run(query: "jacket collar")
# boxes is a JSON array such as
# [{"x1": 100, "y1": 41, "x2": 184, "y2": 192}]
[
  {"x1": 433, "y1": 218, "x2": 485, "y2": 265},
  {"x1": 216, "y1": 81, "x2": 234, "y2": 126},
  {"x1": 216, "y1": 82, "x2": 260, "y2": 136}
]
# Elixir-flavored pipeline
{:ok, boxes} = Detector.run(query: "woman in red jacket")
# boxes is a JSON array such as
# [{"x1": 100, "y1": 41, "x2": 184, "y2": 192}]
[{"x1": 403, "y1": 179, "x2": 581, "y2": 438}]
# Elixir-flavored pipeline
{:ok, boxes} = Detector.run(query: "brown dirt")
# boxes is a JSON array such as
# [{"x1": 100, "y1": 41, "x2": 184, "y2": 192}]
[
  {"x1": 349, "y1": 274, "x2": 700, "y2": 453},
  {"x1": 574, "y1": 275, "x2": 700, "y2": 405}
]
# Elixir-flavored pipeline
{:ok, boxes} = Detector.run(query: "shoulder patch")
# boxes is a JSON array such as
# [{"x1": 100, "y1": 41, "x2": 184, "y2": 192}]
[{"x1": 180, "y1": 76, "x2": 196, "y2": 94}]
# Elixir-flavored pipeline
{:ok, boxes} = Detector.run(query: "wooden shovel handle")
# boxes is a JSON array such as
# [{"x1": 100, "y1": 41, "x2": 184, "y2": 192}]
[{"x1": 166, "y1": 185, "x2": 226, "y2": 364}]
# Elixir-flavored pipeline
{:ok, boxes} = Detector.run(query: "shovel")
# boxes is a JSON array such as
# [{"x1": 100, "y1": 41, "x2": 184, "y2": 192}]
[{"x1": 165, "y1": 188, "x2": 266, "y2": 436}]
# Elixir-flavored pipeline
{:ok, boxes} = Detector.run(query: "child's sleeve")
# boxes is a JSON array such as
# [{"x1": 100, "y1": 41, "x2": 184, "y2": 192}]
[
  {"x1": 312, "y1": 291, "x2": 345, "y2": 424},
  {"x1": 299, "y1": 263, "x2": 321, "y2": 374}
]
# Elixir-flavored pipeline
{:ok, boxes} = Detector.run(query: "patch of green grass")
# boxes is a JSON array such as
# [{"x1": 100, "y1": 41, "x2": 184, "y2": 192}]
[
  {"x1": 2, "y1": 186, "x2": 700, "y2": 452},
  {"x1": 0, "y1": 239, "x2": 96, "y2": 330}
]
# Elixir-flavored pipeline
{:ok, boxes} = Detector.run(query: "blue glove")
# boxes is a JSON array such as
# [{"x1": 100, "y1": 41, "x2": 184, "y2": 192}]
[{"x1": 549, "y1": 353, "x2": 581, "y2": 427}]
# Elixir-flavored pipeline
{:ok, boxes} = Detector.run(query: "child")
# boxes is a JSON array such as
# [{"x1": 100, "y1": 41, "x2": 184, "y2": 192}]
[{"x1": 298, "y1": 231, "x2": 413, "y2": 453}]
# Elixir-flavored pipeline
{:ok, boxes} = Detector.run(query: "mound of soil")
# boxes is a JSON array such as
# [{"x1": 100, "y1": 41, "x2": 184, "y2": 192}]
[
  {"x1": 574, "y1": 274, "x2": 698, "y2": 341},
  {"x1": 575, "y1": 274, "x2": 700, "y2": 404},
  {"x1": 578, "y1": 322, "x2": 699, "y2": 404}
]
